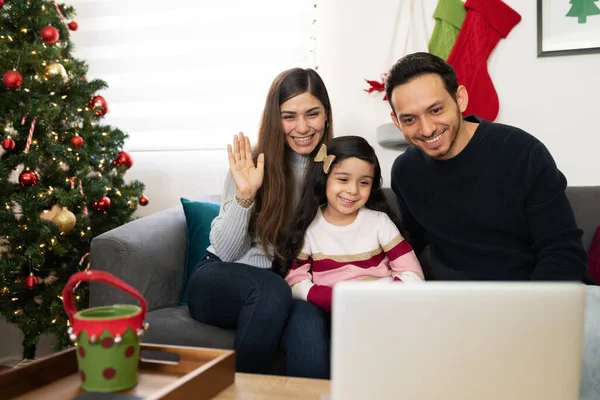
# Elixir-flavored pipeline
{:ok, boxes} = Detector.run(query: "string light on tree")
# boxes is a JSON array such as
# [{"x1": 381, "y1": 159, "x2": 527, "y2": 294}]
[{"x1": 4, "y1": 123, "x2": 17, "y2": 136}]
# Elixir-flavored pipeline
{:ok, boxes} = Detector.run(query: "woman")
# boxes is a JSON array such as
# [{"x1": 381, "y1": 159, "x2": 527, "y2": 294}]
[{"x1": 187, "y1": 68, "x2": 333, "y2": 378}]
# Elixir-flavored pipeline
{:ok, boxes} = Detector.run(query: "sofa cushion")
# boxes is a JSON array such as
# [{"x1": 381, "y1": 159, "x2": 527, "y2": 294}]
[
  {"x1": 566, "y1": 186, "x2": 600, "y2": 253},
  {"x1": 143, "y1": 306, "x2": 235, "y2": 349},
  {"x1": 180, "y1": 198, "x2": 220, "y2": 305}
]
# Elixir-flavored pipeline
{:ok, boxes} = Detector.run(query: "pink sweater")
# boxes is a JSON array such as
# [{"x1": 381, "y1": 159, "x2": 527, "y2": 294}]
[{"x1": 285, "y1": 207, "x2": 424, "y2": 311}]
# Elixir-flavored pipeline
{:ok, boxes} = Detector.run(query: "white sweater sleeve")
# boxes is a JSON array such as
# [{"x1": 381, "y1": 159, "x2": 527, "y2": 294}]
[{"x1": 208, "y1": 172, "x2": 255, "y2": 262}]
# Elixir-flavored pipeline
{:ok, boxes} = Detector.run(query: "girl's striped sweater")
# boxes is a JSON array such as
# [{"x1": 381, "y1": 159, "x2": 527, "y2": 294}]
[{"x1": 285, "y1": 207, "x2": 424, "y2": 311}]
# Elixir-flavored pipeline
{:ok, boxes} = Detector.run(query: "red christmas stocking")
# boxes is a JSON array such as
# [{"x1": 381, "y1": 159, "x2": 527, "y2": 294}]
[{"x1": 446, "y1": 0, "x2": 521, "y2": 121}]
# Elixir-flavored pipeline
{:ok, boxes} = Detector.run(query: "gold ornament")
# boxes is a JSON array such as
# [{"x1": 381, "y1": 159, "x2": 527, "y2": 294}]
[
  {"x1": 52, "y1": 207, "x2": 76, "y2": 232},
  {"x1": 40, "y1": 204, "x2": 61, "y2": 221},
  {"x1": 45, "y1": 62, "x2": 67, "y2": 79}
]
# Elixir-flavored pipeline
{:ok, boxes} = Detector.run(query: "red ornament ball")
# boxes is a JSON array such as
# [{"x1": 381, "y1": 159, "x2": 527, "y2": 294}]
[
  {"x1": 94, "y1": 196, "x2": 111, "y2": 213},
  {"x1": 0, "y1": 0, "x2": 4, "y2": 9},
  {"x1": 71, "y1": 135, "x2": 84, "y2": 148},
  {"x1": 113, "y1": 151, "x2": 133, "y2": 169},
  {"x1": 89, "y1": 95, "x2": 109, "y2": 116},
  {"x1": 25, "y1": 273, "x2": 38, "y2": 290},
  {"x1": 3, "y1": 71, "x2": 23, "y2": 89},
  {"x1": 68, "y1": 21, "x2": 79, "y2": 31},
  {"x1": 139, "y1": 195, "x2": 149, "y2": 206},
  {"x1": 19, "y1": 170, "x2": 38, "y2": 187},
  {"x1": 40, "y1": 25, "x2": 60, "y2": 44},
  {"x1": 2, "y1": 137, "x2": 15, "y2": 150}
]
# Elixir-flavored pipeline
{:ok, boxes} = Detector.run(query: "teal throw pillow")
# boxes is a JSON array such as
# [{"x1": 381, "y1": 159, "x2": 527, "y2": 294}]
[{"x1": 180, "y1": 198, "x2": 220, "y2": 305}]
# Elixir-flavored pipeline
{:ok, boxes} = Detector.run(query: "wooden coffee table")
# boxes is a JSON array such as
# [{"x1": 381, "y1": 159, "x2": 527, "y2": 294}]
[
  {"x1": 1, "y1": 345, "x2": 331, "y2": 399},
  {"x1": 214, "y1": 373, "x2": 330, "y2": 399}
]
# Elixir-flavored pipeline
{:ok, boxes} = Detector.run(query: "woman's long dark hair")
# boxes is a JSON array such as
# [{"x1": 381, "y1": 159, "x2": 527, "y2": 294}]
[
  {"x1": 251, "y1": 68, "x2": 333, "y2": 257},
  {"x1": 272, "y1": 136, "x2": 403, "y2": 278}
]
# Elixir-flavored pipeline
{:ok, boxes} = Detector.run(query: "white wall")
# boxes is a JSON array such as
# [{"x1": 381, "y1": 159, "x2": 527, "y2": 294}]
[
  {"x1": 314, "y1": 0, "x2": 600, "y2": 188},
  {"x1": 128, "y1": 0, "x2": 600, "y2": 218},
  {"x1": 123, "y1": 149, "x2": 230, "y2": 216},
  {"x1": 64, "y1": 0, "x2": 315, "y2": 218}
]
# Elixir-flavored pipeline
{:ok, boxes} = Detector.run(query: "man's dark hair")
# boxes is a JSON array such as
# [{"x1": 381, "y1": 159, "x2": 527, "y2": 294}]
[{"x1": 385, "y1": 52, "x2": 459, "y2": 111}]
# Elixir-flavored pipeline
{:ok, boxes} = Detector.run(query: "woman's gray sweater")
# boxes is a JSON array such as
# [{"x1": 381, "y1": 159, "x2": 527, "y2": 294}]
[{"x1": 206, "y1": 151, "x2": 311, "y2": 268}]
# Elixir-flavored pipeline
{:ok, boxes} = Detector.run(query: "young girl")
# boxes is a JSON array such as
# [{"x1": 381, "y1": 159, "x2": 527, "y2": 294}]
[{"x1": 272, "y1": 136, "x2": 424, "y2": 312}]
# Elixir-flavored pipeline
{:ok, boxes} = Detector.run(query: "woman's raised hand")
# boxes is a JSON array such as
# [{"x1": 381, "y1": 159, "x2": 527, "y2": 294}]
[{"x1": 227, "y1": 132, "x2": 265, "y2": 200}]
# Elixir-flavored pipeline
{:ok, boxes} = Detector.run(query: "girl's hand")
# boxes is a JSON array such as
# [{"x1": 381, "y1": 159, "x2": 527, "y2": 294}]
[{"x1": 227, "y1": 132, "x2": 265, "y2": 199}]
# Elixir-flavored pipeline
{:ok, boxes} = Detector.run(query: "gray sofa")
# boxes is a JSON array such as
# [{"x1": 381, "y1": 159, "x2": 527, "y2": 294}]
[{"x1": 90, "y1": 187, "x2": 600, "y2": 398}]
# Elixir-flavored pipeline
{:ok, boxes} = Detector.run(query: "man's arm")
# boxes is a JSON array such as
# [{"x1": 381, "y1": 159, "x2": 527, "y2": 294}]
[{"x1": 526, "y1": 144, "x2": 587, "y2": 281}]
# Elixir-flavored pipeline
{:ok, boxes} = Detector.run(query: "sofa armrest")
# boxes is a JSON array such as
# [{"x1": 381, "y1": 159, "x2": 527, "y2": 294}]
[
  {"x1": 89, "y1": 206, "x2": 187, "y2": 311},
  {"x1": 566, "y1": 186, "x2": 600, "y2": 252}
]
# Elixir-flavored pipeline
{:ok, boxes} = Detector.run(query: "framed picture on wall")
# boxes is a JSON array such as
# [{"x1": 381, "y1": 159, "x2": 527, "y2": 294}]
[{"x1": 537, "y1": 0, "x2": 600, "y2": 56}]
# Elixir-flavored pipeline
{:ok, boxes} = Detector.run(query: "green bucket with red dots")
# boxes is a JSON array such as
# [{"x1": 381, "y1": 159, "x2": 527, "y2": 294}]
[{"x1": 62, "y1": 270, "x2": 149, "y2": 393}]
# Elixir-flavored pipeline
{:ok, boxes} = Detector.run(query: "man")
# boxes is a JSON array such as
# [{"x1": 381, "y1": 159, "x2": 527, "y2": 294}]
[{"x1": 386, "y1": 52, "x2": 590, "y2": 282}]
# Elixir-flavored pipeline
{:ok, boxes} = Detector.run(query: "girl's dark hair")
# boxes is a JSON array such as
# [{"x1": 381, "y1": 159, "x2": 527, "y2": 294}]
[
  {"x1": 272, "y1": 136, "x2": 403, "y2": 278},
  {"x1": 251, "y1": 68, "x2": 333, "y2": 257}
]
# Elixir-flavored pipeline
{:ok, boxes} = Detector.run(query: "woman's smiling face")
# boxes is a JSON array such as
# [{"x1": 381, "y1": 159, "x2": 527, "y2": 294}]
[{"x1": 280, "y1": 91, "x2": 327, "y2": 155}]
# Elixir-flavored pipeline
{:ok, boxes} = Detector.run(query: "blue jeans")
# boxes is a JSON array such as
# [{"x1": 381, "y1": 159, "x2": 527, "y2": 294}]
[
  {"x1": 281, "y1": 299, "x2": 331, "y2": 379},
  {"x1": 187, "y1": 254, "x2": 292, "y2": 374}
]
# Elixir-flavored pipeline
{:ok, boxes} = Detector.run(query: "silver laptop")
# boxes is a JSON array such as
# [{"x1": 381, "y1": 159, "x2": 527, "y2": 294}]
[{"x1": 331, "y1": 282, "x2": 586, "y2": 400}]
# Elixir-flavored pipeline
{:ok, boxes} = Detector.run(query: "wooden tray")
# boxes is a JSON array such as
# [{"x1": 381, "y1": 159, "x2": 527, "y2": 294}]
[{"x1": 0, "y1": 344, "x2": 235, "y2": 400}]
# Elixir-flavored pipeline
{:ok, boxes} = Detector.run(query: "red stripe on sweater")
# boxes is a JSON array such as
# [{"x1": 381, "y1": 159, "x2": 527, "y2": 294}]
[
  {"x1": 386, "y1": 240, "x2": 414, "y2": 261},
  {"x1": 312, "y1": 252, "x2": 386, "y2": 272},
  {"x1": 307, "y1": 285, "x2": 333, "y2": 312}
]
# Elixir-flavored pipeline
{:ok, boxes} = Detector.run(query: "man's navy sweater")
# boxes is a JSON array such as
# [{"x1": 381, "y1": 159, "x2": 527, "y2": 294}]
[{"x1": 390, "y1": 116, "x2": 588, "y2": 281}]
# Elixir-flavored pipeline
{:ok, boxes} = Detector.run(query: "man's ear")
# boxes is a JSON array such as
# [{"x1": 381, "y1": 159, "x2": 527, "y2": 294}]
[
  {"x1": 390, "y1": 111, "x2": 402, "y2": 132},
  {"x1": 456, "y1": 85, "x2": 468, "y2": 113}
]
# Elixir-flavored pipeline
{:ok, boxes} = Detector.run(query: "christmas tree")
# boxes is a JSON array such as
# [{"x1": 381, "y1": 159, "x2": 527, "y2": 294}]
[
  {"x1": 0, "y1": 0, "x2": 147, "y2": 359},
  {"x1": 566, "y1": 0, "x2": 600, "y2": 23}
]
